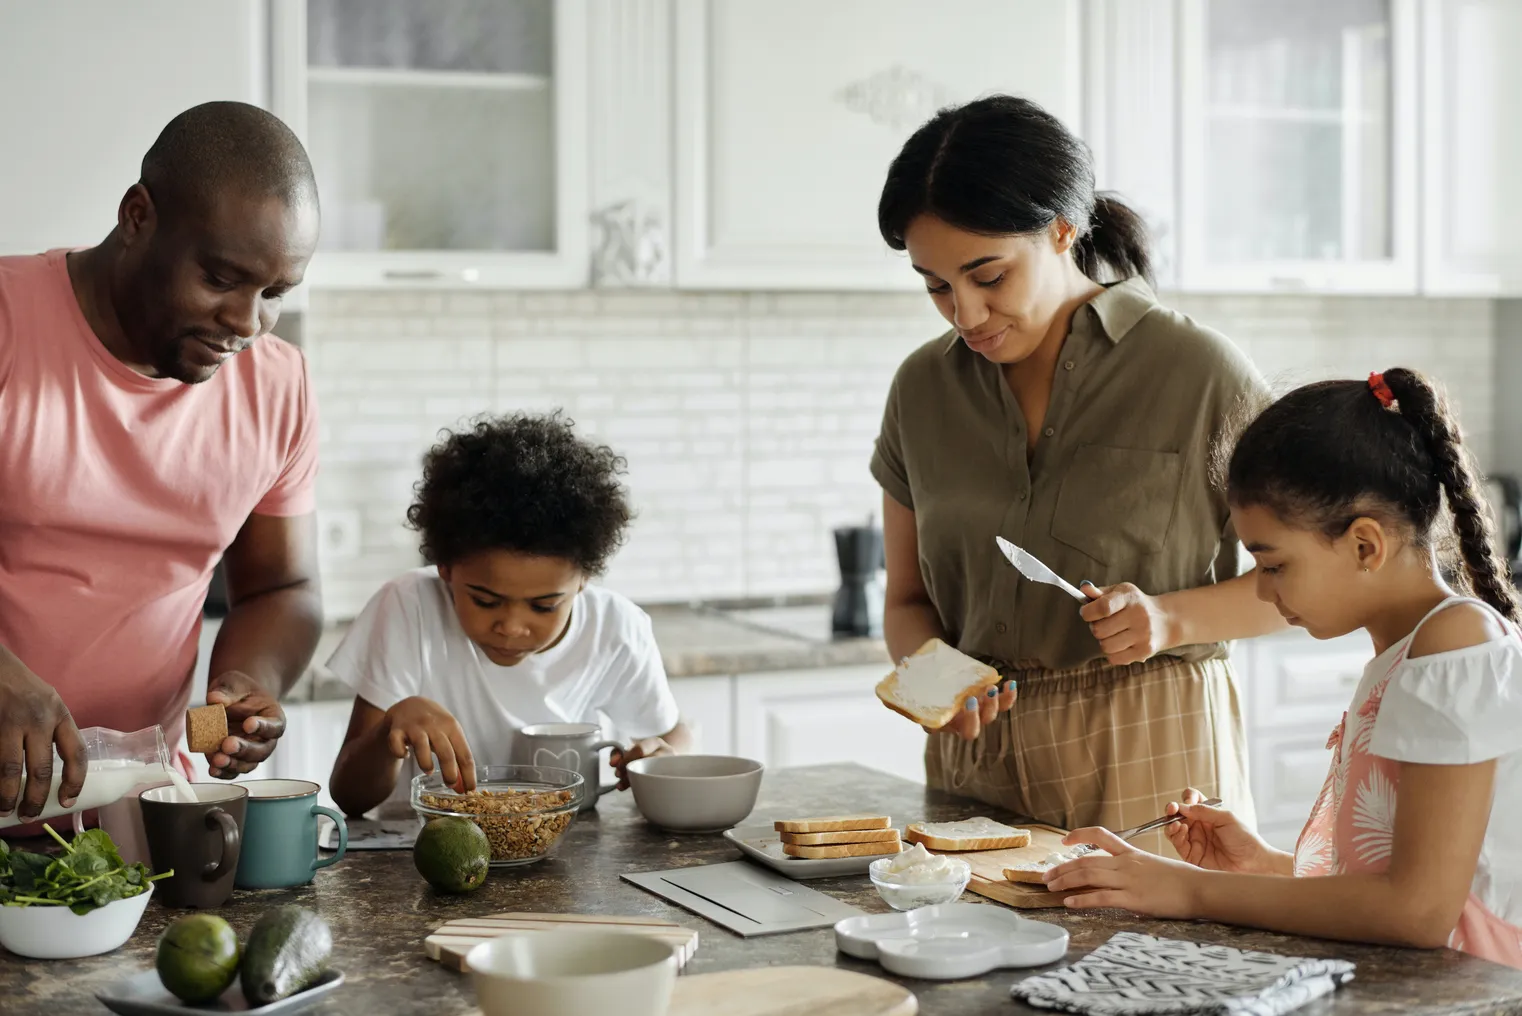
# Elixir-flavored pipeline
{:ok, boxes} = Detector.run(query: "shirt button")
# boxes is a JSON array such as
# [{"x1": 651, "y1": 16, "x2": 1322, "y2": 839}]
[
  {"x1": 1018, "y1": 491, "x2": 1028, "y2": 501},
  {"x1": 1043, "y1": 427, "x2": 1055, "y2": 437},
  {"x1": 996, "y1": 622, "x2": 1008, "y2": 634},
  {"x1": 1064, "y1": 361, "x2": 1075, "y2": 371}
]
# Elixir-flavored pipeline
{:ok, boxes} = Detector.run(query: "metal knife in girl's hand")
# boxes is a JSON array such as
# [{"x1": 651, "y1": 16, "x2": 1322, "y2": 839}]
[{"x1": 995, "y1": 536, "x2": 1086, "y2": 601}]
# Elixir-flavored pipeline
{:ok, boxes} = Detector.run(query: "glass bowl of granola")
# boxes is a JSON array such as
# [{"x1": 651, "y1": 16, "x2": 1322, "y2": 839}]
[{"x1": 411, "y1": 765, "x2": 585, "y2": 867}]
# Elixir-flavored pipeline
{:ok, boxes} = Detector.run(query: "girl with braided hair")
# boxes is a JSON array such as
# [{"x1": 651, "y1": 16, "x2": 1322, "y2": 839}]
[{"x1": 1042, "y1": 368, "x2": 1522, "y2": 967}]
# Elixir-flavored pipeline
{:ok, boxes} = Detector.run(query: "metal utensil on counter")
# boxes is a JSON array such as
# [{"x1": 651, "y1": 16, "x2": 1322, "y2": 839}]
[
  {"x1": 995, "y1": 536, "x2": 1086, "y2": 601},
  {"x1": 1114, "y1": 798, "x2": 1224, "y2": 842}
]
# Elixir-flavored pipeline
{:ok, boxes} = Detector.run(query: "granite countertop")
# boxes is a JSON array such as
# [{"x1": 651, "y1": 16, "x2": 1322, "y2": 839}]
[
  {"x1": 7, "y1": 764, "x2": 1521, "y2": 1015},
  {"x1": 287, "y1": 601, "x2": 891, "y2": 702}
]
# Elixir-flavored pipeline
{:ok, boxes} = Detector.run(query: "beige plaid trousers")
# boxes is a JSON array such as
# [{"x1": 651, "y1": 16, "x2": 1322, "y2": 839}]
[{"x1": 925, "y1": 655, "x2": 1255, "y2": 857}]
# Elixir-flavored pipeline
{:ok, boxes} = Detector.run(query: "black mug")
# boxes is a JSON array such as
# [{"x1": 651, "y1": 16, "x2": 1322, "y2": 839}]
[{"x1": 141, "y1": 783, "x2": 247, "y2": 908}]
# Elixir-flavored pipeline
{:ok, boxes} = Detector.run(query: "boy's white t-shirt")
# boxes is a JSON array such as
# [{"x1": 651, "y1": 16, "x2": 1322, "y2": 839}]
[{"x1": 327, "y1": 567, "x2": 681, "y2": 805}]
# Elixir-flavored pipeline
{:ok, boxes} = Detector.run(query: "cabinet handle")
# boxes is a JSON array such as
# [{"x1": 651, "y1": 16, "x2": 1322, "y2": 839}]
[
  {"x1": 1269, "y1": 276, "x2": 1310, "y2": 291},
  {"x1": 383, "y1": 269, "x2": 444, "y2": 281}
]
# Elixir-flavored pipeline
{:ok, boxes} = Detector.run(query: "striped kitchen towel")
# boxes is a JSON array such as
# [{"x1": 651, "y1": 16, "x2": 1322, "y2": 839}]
[{"x1": 1010, "y1": 932, "x2": 1355, "y2": 1015}]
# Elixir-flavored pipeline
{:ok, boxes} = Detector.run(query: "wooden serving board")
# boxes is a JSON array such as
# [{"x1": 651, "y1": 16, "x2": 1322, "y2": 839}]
[
  {"x1": 458, "y1": 966, "x2": 916, "y2": 1016},
  {"x1": 425, "y1": 912, "x2": 699, "y2": 972},
  {"x1": 933, "y1": 823, "x2": 1082, "y2": 910},
  {"x1": 669, "y1": 968, "x2": 916, "y2": 1015}
]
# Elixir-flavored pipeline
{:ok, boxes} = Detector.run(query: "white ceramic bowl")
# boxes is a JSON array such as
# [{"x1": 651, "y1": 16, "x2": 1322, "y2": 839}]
[
  {"x1": 625, "y1": 755, "x2": 764, "y2": 833},
  {"x1": 869, "y1": 856, "x2": 972, "y2": 911},
  {"x1": 0, "y1": 883, "x2": 154, "y2": 959},
  {"x1": 467, "y1": 930, "x2": 678, "y2": 1016}
]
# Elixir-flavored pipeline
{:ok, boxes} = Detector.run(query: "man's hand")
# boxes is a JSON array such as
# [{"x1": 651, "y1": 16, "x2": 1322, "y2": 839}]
[
  {"x1": 0, "y1": 649, "x2": 87, "y2": 819},
  {"x1": 205, "y1": 670, "x2": 287, "y2": 779}
]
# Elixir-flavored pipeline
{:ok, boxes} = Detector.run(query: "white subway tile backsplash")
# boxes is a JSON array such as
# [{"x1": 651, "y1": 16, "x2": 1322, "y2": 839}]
[
  {"x1": 306, "y1": 288, "x2": 1497, "y2": 616},
  {"x1": 746, "y1": 458, "x2": 828, "y2": 489}
]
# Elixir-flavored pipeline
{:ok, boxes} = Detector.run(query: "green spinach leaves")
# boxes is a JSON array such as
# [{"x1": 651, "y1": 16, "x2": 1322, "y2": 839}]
[{"x1": 0, "y1": 826, "x2": 172, "y2": 915}]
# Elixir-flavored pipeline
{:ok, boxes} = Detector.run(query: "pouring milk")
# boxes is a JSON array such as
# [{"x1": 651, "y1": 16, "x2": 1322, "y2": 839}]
[{"x1": 0, "y1": 725, "x2": 194, "y2": 829}]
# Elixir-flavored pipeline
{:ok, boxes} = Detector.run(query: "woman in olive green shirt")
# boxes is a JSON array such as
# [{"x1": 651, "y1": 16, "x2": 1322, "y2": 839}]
[{"x1": 872, "y1": 95, "x2": 1286, "y2": 851}]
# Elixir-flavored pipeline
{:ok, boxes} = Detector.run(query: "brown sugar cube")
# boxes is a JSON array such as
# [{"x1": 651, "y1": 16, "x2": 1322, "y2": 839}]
[{"x1": 186, "y1": 704, "x2": 229, "y2": 753}]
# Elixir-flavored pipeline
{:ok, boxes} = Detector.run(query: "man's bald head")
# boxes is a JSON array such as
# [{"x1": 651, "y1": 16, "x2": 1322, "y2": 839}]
[
  {"x1": 140, "y1": 101, "x2": 318, "y2": 220},
  {"x1": 99, "y1": 101, "x2": 321, "y2": 386}
]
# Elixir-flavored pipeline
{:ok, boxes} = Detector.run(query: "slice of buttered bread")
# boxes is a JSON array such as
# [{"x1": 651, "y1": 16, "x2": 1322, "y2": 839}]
[
  {"x1": 1003, "y1": 845, "x2": 1101, "y2": 884},
  {"x1": 875, "y1": 638, "x2": 1000, "y2": 729},
  {"x1": 904, "y1": 817, "x2": 1031, "y2": 851}
]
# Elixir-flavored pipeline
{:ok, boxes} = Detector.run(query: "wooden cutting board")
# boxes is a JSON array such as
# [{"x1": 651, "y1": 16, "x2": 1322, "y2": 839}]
[
  {"x1": 937, "y1": 823, "x2": 1082, "y2": 910},
  {"x1": 667, "y1": 968, "x2": 916, "y2": 1015},
  {"x1": 458, "y1": 966, "x2": 916, "y2": 1016},
  {"x1": 425, "y1": 912, "x2": 699, "y2": 972}
]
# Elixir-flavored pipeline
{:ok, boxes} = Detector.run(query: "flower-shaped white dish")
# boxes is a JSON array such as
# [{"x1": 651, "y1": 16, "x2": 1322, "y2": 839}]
[{"x1": 835, "y1": 902, "x2": 1068, "y2": 980}]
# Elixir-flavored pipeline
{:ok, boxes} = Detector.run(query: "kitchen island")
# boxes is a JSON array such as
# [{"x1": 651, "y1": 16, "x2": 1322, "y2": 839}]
[{"x1": 5, "y1": 763, "x2": 1521, "y2": 1015}]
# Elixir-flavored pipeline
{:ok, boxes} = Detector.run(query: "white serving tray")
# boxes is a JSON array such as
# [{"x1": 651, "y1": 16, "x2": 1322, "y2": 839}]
[
  {"x1": 835, "y1": 902, "x2": 1068, "y2": 980},
  {"x1": 723, "y1": 824, "x2": 898, "y2": 880}
]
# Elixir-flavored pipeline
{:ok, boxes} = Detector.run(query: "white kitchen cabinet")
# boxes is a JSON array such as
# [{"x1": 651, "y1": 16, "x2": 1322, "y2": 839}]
[
  {"x1": 1083, "y1": 0, "x2": 1181, "y2": 290},
  {"x1": 671, "y1": 0, "x2": 1082, "y2": 291},
  {"x1": 1249, "y1": 728, "x2": 1342, "y2": 851},
  {"x1": 1177, "y1": 0, "x2": 1419, "y2": 293},
  {"x1": 1235, "y1": 627, "x2": 1370, "y2": 850},
  {"x1": 269, "y1": 0, "x2": 589, "y2": 289},
  {"x1": 733, "y1": 665, "x2": 926, "y2": 784},
  {"x1": 1093, "y1": 0, "x2": 1421, "y2": 295},
  {"x1": 666, "y1": 675, "x2": 734, "y2": 757},
  {"x1": 0, "y1": 1, "x2": 267, "y2": 256},
  {"x1": 1421, "y1": 0, "x2": 1522, "y2": 296}
]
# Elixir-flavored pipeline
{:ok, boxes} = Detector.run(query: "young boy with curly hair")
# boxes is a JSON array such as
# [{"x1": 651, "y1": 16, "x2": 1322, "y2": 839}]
[{"x1": 327, "y1": 412, "x2": 690, "y2": 815}]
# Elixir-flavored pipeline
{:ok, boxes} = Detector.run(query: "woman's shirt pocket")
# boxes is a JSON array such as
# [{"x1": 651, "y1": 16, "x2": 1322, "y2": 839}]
[{"x1": 1050, "y1": 443, "x2": 1183, "y2": 567}]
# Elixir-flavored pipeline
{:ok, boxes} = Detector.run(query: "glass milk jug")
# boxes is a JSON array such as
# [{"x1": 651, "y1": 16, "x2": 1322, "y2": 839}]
[{"x1": 0, "y1": 725, "x2": 180, "y2": 829}]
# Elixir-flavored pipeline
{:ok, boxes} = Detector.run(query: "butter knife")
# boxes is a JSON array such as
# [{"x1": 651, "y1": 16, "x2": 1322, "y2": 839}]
[{"x1": 995, "y1": 536, "x2": 1086, "y2": 602}]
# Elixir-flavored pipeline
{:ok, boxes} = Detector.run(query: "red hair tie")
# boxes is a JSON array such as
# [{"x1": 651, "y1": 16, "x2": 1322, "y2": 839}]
[{"x1": 1368, "y1": 372, "x2": 1396, "y2": 409}]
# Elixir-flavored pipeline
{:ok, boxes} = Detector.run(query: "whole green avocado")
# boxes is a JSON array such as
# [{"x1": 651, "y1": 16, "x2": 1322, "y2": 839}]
[{"x1": 239, "y1": 905, "x2": 333, "y2": 1005}]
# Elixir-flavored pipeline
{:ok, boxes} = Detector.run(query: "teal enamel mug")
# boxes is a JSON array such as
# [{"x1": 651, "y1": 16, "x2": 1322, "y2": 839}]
[{"x1": 234, "y1": 779, "x2": 348, "y2": 889}]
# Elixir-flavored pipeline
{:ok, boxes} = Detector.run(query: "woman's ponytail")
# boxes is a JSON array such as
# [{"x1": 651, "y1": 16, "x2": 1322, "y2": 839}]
[{"x1": 1072, "y1": 193, "x2": 1154, "y2": 288}]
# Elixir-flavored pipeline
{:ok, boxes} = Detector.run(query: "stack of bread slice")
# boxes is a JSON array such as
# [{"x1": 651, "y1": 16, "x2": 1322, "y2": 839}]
[{"x1": 775, "y1": 815, "x2": 903, "y2": 859}]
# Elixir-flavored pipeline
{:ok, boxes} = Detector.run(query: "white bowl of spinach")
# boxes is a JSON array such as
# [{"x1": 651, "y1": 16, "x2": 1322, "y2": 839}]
[{"x1": 0, "y1": 825, "x2": 172, "y2": 959}]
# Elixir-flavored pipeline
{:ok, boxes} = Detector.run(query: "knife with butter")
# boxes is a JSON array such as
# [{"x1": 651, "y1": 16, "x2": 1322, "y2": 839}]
[{"x1": 995, "y1": 536, "x2": 1087, "y2": 602}]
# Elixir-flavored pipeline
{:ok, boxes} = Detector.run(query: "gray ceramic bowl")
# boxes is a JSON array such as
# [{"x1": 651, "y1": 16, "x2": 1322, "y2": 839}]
[{"x1": 626, "y1": 755, "x2": 765, "y2": 833}]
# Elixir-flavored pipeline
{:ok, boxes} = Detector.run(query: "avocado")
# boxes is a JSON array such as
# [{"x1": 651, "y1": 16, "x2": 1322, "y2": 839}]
[
  {"x1": 156, "y1": 913, "x2": 240, "y2": 1004},
  {"x1": 413, "y1": 816, "x2": 491, "y2": 893},
  {"x1": 239, "y1": 905, "x2": 333, "y2": 1006}
]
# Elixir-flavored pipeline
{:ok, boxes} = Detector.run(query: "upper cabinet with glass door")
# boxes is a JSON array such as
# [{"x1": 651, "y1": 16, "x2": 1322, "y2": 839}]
[
  {"x1": 269, "y1": 0, "x2": 588, "y2": 289},
  {"x1": 1177, "y1": 0, "x2": 1417, "y2": 293},
  {"x1": 1422, "y1": 0, "x2": 1522, "y2": 296}
]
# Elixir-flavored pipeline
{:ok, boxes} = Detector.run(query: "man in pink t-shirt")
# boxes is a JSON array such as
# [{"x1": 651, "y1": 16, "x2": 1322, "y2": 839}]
[{"x1": 0, "y1": 101, "x2": 324, "y2": 823}]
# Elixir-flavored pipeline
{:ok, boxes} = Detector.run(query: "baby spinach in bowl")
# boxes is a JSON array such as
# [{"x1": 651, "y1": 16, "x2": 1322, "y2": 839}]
[{"x1": 0, "y1": 824, "x2": 171, "y2": 915}]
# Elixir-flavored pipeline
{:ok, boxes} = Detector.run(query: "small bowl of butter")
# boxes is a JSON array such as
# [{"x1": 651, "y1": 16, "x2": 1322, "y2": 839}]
[{"x1": 869, "y1": 843, "x2": 973, "y2": 910}]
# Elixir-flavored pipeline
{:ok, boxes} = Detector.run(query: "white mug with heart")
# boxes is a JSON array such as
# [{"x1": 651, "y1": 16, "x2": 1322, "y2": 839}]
[
  {"x1": 532, "y1": 746, "x2": 582, "y2": 771},
  {"x1": 512, "y1": 723, "x2": 620, "y2": 812}
]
